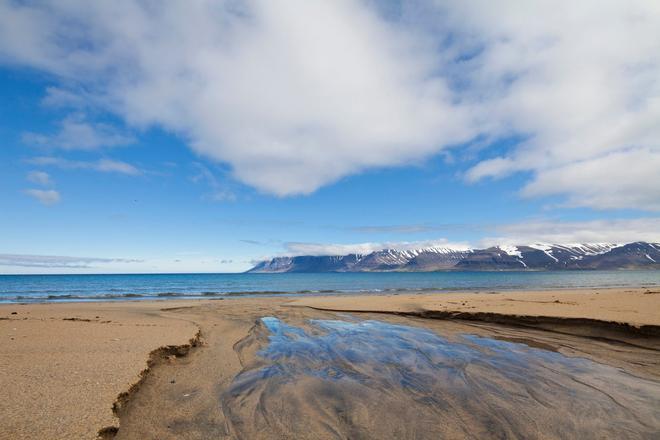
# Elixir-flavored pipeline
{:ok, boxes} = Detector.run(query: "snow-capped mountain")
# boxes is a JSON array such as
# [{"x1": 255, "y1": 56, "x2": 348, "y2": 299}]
[
  {"x1": 249, "y1": 242, "x2": 660, "y2": 273},
  {"x1": 247, "y1": 242, "x2": 660, "y2": 272},
  {"x1": 453, "y1": 243, "x2": 621, "y2": 270}
]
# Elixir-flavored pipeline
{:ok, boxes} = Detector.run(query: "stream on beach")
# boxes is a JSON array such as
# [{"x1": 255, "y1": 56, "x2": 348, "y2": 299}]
[
  {"x1": 222, "y1": 316, "x2": 660, "y2": 439},
  {"x1": 110, "y1": 302, "x2": 660, "y2": 440}
]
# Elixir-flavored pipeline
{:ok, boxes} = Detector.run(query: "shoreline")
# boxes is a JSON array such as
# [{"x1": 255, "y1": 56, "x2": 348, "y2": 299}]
[
  {"x1": 1, "y1": 287, "x2": 659, "y2": 439},
  {"x1": 2, "y1": 283, "x2": 659, "y2": 305}
]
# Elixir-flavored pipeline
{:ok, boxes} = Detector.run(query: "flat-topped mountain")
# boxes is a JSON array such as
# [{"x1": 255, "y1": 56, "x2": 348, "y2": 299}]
[{"x1": 247, "y1": 242, "x2": 660, "y2": 273}]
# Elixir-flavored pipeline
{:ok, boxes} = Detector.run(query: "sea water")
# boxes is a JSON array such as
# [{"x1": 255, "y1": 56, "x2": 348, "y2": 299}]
[{"x1": 0, "y1": 270, "x2": 658, "y2": 303}]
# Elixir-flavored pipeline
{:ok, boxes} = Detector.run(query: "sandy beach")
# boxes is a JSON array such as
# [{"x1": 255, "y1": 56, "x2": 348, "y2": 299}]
[
  {"x1": 1, "y1": 287, "x2": 659, "y2": 439},
  {"x1": 4, "y1": 1, "x2": 659, "y2": 438}
]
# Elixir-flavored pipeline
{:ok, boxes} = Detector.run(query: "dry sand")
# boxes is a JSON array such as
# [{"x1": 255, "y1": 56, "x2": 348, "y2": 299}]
[
  {"x1": 0, "y1": 301, "x2": 200, "y2": 440},
  {"x1": 1, "y1": 287, "x2": 659, "y2": 439}
]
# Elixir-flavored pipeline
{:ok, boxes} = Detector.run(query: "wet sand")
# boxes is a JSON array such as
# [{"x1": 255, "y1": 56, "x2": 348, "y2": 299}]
[{"x1": 1, "y1": 287, "x2": 659, "y2": 439}]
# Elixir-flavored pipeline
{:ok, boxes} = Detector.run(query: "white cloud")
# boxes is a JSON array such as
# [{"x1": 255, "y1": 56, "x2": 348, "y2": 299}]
[
  {"x1": 95, "y1": 159, "x2": 141, "y2": 175},
  {"x1": 284, "y1": 239, "x2": 471, "y2": 256},
  {"x1": 0, "y1": 0, "x2": 658, "y2": 208},
  {"x1": 465, "y1": 157, "x2": 518, "y2": 183},
  {"x1": 444, "y1": 1, "x2": 660, "y2": 210},
  {"x1": 26, "y1": 170, "x2": 52, "y2": 186},
  {"x1": 521, "y1": 149, "x2": 660, "y2": 210},
  {"x1": 24, "y1": 189, "x2": 61, "y2": 205},
  {"x1": 0, "y1": 0, "x2": 471, "y2": 196},
  {"x1": 28, "y1": 156, "x2": 141, "y2": 176},
  {"x1": 22, "y1": 114, "x2": 134, "y2": 150},
  {"x1": 482, "y1": 217, "x2": 660, "y2": 246}
]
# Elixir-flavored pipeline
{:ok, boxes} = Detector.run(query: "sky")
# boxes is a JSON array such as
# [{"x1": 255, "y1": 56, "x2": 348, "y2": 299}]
[{"x1": 1, "y1": 0, "x2": 659, "y2": 274}]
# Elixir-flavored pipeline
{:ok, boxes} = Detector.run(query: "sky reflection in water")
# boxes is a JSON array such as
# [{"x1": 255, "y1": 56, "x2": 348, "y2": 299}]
[{"x1": 223, "y1": 317, "x2": 660, "y2": 439}]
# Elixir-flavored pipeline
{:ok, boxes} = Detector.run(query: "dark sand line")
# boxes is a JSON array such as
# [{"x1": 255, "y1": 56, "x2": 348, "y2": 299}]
[
  {"x1": 298, "y1": 305, "x2": 660, "y2": 349},
  {"x1": 99, "y1": 329, "x2": 204, "y2": 439}
]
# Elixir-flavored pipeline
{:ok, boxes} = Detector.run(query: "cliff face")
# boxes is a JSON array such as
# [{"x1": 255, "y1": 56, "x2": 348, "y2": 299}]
[{"x1": 247, "y1": 242, "x2": 660, "y2": 273}]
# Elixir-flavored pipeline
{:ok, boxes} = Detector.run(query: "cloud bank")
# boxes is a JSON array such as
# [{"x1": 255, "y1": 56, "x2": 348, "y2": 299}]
[
  {"x1": 0, "y1": 0, "x2": 658, "y2": 208},
  {"x1": 279, "y1": 217, "x2": 660, "y2": 256},
  {"x1": 284, "y1": 239, "x2": 472, "y2": 256},
  {"x1": 0, "y1": 254, "x2": 142, "y2": 268},
  {"x1": 483, "y1": 217, "x2": 660, "y2": 247}
]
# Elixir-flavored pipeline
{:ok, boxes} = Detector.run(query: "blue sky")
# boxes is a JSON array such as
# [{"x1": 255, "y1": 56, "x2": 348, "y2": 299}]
[{"x1": 1, "y1": 1, "x2": 659, "y2": 273}]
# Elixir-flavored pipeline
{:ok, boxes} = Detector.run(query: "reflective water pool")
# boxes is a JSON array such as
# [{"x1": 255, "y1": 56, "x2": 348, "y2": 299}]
[{"x1": 222, "y1": 317, "x2": 660, "y2": 439}]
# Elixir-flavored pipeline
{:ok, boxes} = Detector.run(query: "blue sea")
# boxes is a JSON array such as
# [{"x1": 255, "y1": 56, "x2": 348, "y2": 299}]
[{"x1": 0, "y1": 271, "x2": 658, "y2": 303}]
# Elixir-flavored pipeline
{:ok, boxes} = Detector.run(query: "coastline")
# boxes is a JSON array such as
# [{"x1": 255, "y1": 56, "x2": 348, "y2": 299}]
[{"x1": 1, "y1": 286, "x2": 659, "y2": 439}]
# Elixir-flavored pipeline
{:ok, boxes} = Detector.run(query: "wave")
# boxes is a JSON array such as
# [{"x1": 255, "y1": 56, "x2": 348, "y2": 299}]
[{"x1": 1, "y1": 287, "x2": 420, "y2": 303}]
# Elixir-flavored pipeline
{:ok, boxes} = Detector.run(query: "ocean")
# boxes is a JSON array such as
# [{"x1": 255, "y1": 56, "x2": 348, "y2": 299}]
[{"x1": 0, "y1": 270, "x2": 658, "y2": 303}]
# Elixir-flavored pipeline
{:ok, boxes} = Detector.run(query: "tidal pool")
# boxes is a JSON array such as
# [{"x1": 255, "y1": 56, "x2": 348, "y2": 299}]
[{"x1": 222, "y1": 317, "x2": 660, "y2": 439}]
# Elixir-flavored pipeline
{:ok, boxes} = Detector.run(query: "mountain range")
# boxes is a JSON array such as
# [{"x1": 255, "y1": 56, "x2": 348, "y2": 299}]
[{"x1": 247, "y1": 242, "x2": 660, "y2": 273}]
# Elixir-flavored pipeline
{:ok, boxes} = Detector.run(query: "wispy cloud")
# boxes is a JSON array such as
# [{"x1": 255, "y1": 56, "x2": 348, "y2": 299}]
[
  {"x1": 191, "y1": 163, "x2": 236, "y2": 202},
  {"x1": 349, "y1": 224, "x2": 439, "y2": 234},
  {"x1": 95, "y1": 159, "x2": 141, "y2": 175},
  {"x1": 241, "y1": 239, "x2": 268, "y2": 246},
  {"x1": 22, "y1": 114, "x2": 134, "y2": 150},
  {"x1": 240, "y1": 238, "x2": 286, "y2": 248},
  {"x1": 25, "y1": 170, "x2": 59, "y2": 205},
  {"x1": 24, "y1": 189, "x2": 60, "y2": 205},
  {"x1": 41, "y1": 86, "x2": 94, "y2": 109},
  {"x1": 349, "y1": 223, "x2": 485, "y2": 234},
  {"x1": 27, "y1": 156, "x2": 141, "y2": 176},
  {"x1": 26, "y1": 170, "x2": 52, "y2": 186},
  {"x1": 0, "y1": 254, "x2": 142, "y2": 268}
]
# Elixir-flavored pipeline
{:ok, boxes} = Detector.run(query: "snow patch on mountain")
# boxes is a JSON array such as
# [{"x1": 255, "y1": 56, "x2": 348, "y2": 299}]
[
  {"x1": 553, "y1": 243, "x2": 620, "y2": 256},
  {"x1": 528, "y1": 243, "x2": 559, "y2": 262},
  {"x1": 498, "y1": 245, "x2": 522, "y2": 258}
]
